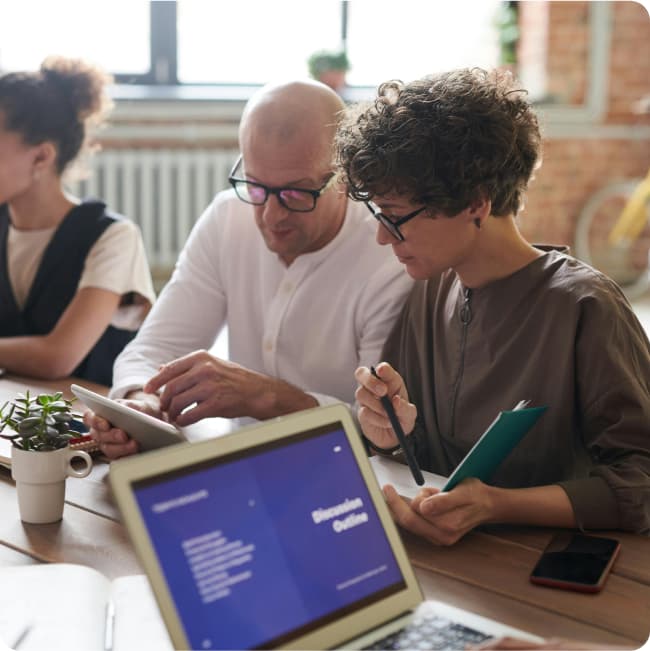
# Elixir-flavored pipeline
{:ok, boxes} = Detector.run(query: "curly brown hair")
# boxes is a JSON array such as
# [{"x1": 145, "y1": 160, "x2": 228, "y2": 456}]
[
  {"x1": 335, "y1": 68, "x2": 541, "y2": 217},
  {"x1": 0, "y1": 56, "x2": 113, "y2": 175}
]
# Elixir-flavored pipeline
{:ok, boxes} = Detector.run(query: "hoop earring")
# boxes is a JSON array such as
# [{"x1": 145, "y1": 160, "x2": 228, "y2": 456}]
[{"x1": 474, "y1": 218, "x2": 481, "y2": 229}]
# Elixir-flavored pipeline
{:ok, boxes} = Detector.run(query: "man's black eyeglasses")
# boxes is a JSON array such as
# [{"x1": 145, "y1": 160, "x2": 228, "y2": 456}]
[
  {"x1": 228, "y1": 155, "x2": 333, "y2": 213},
  {"x1": 365, "y1": 201, "x2": 428, "y2": 241}
]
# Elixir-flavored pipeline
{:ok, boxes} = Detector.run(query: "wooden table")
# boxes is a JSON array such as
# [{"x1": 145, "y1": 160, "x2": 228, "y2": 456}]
[{"x1": 1, "y1": 375, "x2": 648, "y2": 649}]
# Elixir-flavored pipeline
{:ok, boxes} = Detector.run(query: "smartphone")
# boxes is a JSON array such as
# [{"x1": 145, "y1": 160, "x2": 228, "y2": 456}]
[{"x1": 529, "y1": 532, "x2": 620, "y2": 593}]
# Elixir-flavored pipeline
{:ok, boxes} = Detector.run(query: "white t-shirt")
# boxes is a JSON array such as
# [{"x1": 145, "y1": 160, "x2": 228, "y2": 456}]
[
  {"x1": 8, "y1": 219, "x2": 155, "y2": 330},
  {"x1": 111, "y1": 190, "x2": 414, "y2": 409}
]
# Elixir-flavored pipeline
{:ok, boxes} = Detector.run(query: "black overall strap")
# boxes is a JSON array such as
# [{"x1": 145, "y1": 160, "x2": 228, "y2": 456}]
[{"x1": 0, "y1": 205, "x2": 24, "y2": 335}]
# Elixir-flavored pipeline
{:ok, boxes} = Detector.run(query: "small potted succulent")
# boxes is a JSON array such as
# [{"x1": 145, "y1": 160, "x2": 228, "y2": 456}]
[
  {"x1": 0, "y1": 391, "x2": 81, "y2": 450},
  {"x1": 0, "y1": 391, "x2": 93, "y2": 523},
  {"x1": 307, "y1": 49, "x2": 350, "y2": 92}
]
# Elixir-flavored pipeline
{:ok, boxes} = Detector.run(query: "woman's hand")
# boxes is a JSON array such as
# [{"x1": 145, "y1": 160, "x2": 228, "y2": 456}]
[
  {"x1": 354, "y1": 362, "x2": 417, "y2": 450},
  {"x1": 382, "y1": 478, "x2": 496, "y2": 546}
]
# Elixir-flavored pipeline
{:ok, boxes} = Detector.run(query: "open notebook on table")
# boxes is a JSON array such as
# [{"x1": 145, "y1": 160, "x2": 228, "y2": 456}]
[{"x1": 0, "y1": 566, "x2": 170, "y2": 651}]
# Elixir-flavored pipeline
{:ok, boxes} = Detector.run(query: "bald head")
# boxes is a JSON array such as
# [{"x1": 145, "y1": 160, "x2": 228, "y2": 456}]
[
  {"x1": 239, "y1": 80, "x2": 345, "y2": 166},
  {"x1": 234, "y1": 80, "x2": 348, "y2": 265}
]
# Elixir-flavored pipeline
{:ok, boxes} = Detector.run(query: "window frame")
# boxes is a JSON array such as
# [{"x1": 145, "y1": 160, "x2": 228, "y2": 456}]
[
  {"x1": 104, "y1": 0, "x2": 613, "y2": 131},
  {"x1": 113, "y1": 1, "x2": 178, "y2": 85}
]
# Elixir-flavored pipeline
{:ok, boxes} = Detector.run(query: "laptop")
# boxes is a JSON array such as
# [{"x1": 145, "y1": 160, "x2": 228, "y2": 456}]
[{"x1": 110, "y1": 404, "x2": 542, "y2": 650}]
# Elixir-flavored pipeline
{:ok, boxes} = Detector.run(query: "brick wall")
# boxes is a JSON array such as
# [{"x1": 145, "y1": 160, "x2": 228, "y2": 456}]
[
  {"x1": 522, "y1": 138, "x2": 650, "y2": 245},
  {"x1": 607, "y1": 1, "x2": 650, "y2": 123},
  {"x1": 546, "y1": 1, "x2": 590, "y2": 105},
  {"x1": 517, "y1": 1, "x2": 650, "y2": 248}
]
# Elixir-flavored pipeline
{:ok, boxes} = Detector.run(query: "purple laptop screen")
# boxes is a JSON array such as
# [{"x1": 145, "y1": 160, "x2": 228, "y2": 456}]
[{"x1": 132, "y1": 422, "x2": 405, "y2": 649}]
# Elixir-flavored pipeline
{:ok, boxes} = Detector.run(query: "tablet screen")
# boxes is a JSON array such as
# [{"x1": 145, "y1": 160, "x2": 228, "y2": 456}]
[{"x1": 70, "y1": 384, "x2": 183, "y2": 450}]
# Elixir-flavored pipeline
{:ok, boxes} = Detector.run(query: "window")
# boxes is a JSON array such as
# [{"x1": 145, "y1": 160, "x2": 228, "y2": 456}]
[
  {"x1": 177, "y1": 1, "x2": 341, "y2": 84},
  {"x1": 346, "y1": 1, "x2": 502, "y2": 86},
  {"x1": 0, "y1": 0, "x2": 149, "y2": 76},
  {"x1": 0, "y1": 0, "x2": 504, "y2": 88}
]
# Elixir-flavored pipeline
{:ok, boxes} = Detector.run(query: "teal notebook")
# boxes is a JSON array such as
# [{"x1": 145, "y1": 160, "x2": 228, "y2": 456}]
[{"x1": 442, "y1": 401, "x2": 547, "y2": 492}]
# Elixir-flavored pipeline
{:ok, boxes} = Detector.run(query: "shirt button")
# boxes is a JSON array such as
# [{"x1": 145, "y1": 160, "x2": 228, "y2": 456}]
[{"x1": 264, "y1": 340, "x2": 273, "y2": 352}]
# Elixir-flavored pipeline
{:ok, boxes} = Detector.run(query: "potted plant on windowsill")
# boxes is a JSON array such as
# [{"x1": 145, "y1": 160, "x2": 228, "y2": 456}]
[
  {"x1": 0, "y1": 391, "x2": 93, "y2": 523},
  {"x1": 307, "y1": 49, "x2": 350, "y2": 93}
]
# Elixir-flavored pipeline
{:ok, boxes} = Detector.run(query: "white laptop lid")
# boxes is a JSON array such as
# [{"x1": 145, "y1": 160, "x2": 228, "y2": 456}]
[{"x1": 110, "y1": 404, "x2": 423, "y2": 650}]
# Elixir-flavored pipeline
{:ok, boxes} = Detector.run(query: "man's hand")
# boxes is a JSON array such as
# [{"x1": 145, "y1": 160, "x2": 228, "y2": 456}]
[
  {"x1": 144, "y1": 350, "x2": 315, "y2": 424},
  {"x1": 474, "y1": 635, "x2": 621, "y2": 650},
  {"x1": 383, "y1": 479, "x2": 496, "y2": 546},
  {"x1": 354, "y1": 362, "x2": 417, "y2": 450},
  {"x1": 85, "y1": 392, "x2": 162, "y2": 460}
]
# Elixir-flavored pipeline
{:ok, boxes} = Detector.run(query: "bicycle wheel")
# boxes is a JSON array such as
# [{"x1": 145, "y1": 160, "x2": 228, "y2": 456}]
[{"x1": 574, "y1": 179, "x2": 650, "y2": 301}]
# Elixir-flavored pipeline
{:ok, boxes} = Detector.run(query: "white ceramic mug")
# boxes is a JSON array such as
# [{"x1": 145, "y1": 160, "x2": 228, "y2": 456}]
[{"x1": 11, "y1": 446, "x2": 93, "y2": 524}]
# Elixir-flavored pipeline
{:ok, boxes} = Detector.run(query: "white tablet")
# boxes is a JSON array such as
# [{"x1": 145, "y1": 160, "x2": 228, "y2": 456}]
[{"x1": 70, "y1": 384, "x2": 184, "y2": 451}]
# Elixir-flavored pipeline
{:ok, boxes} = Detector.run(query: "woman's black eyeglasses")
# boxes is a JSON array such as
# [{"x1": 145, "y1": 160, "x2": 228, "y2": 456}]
[{"x1": 365, "y1": 201, "x2": 428, "y2": 241}]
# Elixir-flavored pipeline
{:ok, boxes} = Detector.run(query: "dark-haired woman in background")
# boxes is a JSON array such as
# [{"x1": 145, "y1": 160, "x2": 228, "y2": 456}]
[{"x1": 0, "y1": 56, "x2": 155, "y2": 385}]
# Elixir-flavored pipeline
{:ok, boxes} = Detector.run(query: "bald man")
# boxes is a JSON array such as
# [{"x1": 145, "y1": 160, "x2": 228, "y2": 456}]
[{"x1": 88, "y1": 80, "x2": 413, "y2": 458}]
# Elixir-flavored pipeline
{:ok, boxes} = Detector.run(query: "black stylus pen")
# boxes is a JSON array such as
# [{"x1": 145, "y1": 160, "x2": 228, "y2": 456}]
[{"x1": 370, "y1": 366, "x2": 424, "y2": 486}]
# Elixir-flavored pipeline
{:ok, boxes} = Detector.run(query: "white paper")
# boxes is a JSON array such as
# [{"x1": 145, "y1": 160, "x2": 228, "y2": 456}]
[
  {"x1": 0, "y1": 565, "x2": 173, "y2": 651},
  {"x1": 0, "y1": 564, "x2": 110, "y2": 651},
  {"x1": 370, "y1": 455, "x2": 446, "y2": 500},
  {"x1": 111, "y1": 575, "x2": 173, "y2": 651}
]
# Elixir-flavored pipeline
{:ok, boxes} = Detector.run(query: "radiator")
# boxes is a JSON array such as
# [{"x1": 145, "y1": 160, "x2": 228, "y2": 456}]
[{"x1": 67, "y1": 148, "x2": 240, "y2": 271}]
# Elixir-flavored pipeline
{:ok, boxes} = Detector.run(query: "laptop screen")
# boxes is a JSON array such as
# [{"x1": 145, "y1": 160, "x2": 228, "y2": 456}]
[{"x1": 131, "y1": 422, "x2": 407, "y2": 649}]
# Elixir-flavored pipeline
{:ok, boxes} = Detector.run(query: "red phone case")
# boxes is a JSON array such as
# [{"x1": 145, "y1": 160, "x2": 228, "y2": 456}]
[{"x1": 529, "y1": 534, "x2": 621, "y2": 593}]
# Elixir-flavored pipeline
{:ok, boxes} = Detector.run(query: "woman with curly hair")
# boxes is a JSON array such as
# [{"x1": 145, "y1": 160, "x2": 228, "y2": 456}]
[
  {"x1": 336, "y1": 68, "x2": 650, "y2": 544},
  {"x1": 0, "y1": 56, "x2": 155, "y2": 385}
]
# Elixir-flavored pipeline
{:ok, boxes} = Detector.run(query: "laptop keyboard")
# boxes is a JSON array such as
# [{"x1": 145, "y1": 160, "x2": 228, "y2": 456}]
[{"x1": 362, "y1": 612, "x2": 491, "y2": 650}]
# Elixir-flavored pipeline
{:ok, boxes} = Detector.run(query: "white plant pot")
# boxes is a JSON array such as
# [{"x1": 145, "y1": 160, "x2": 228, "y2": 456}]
[{"x1": 11, "y1": 446, "x2": 93, "y2": 524}]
